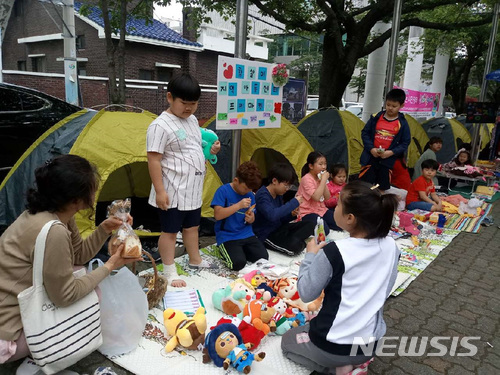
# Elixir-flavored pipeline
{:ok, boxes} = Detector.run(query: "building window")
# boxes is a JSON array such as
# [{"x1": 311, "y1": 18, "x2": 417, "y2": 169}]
[
  {"x1": 139, "y1": 69, "x2": 153, "y2": 81},
  {"x1": 76, "y1": 35, "x2": 86, "y2": 50},
  {"x1": 31, "y1": 56, "x2": 46, "y2": 72},
  {"x1": 157, "y1": 68, "x2": 173, "y2": 83},
  {"x1": 77, "y1": 62, "x2": 87, "y2": 77},
  {"x1": 17, "y1": 61, "x2": 27, "y2": 71}
]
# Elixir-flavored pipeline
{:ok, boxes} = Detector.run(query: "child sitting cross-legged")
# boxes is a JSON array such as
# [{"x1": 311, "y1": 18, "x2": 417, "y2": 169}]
[
  {"x1": 254, "y1": 163, "x2": 315, "y2": 256},
  {"x1": 281, "y1": 180, "x2": 400, "y2": 375},
  {"x1": 406, "y1": 159, "x2": 442, "y2": 212},
  {"x1": 211, "y1": 161, "x2": 268, "y2": 271}
]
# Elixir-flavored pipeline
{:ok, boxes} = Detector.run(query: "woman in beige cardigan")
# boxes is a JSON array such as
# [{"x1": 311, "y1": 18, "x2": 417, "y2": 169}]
[{"x1": 0, "y1": 155, "x2": 141, "y2": 366}]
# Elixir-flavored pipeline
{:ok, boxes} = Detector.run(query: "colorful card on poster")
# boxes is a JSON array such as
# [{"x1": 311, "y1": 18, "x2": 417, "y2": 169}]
[{"x1": 216, "y1": 56, "x2": 282, "y2": 129}]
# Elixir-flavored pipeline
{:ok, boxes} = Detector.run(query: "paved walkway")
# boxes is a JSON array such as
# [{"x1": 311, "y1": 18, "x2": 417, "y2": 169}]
[{"x1": 2, "y1": 203, "x2": 499, "y2": 374}]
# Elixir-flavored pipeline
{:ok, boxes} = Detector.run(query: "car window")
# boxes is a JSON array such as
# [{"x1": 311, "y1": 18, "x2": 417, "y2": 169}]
[
  {"x1": 347, "y1": 106, "x2": 362, "y2": 116},
  {"x1": 19, "y1": 91, "x2": 50, "y2": 111},
  {"x1": 0, "y1": 87, "x2": 23, "y2": 112},
  {"x1": 307, "y1": 99, "x2": 318, "y2": 110}
]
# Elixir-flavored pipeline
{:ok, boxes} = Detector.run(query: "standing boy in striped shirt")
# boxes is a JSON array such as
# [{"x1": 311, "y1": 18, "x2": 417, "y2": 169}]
[{"x1": 147, "y1": 73, "x2": 220, "y2": 287}]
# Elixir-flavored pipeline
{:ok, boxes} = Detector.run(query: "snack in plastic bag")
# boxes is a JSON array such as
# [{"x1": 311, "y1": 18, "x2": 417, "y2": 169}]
[{"x1": 107, "y1": 199, "x2": 142, "y2": 258}]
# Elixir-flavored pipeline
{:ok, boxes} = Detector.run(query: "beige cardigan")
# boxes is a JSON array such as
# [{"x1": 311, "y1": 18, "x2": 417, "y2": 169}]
[{"x1": 0, "y1": 211, "x2": 110, "y2": 341}]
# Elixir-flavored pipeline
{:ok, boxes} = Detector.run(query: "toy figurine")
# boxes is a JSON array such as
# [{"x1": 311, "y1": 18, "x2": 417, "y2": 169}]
[
  {"x1": 200, "y1": 128, "x2": 218, "y2": 164},
  {"x1": 203, "y1": 323, "x2": 265, "y2": 374},
  {"x1": 212, "y1": 278, "x2": 255, "y2": 315}
]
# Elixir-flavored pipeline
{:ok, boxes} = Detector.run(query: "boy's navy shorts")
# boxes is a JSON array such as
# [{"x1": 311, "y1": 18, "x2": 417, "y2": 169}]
[{"x1": 158, "y1": 207, "x2": 201, "y2": 233}]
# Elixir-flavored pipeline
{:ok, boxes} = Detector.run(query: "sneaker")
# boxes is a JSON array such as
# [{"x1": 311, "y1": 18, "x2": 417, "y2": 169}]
[
  {"x1": 176, "y1": 231, "x2": 183, "y2": 245},
  {"x1": 16, "y1": 358, "x2": 79, "y2": 375},
  {"x1": 16, "y1": 358, "x2": 42, "y2": 375},
  {"x1": 94, "y1": 367, "x2": 118, "y2": 375},
  {"x1": 142, "y1": 245, "x2": 161, "y2": 263},
  {"x1": 347, "y1": 358, "x2": 373, "y2": 375},
  {"x1": 481, "y1": 216, "x2": 494, "y2": 227},
  {"x1": 188, "y1": 259, "x2": 217, "y2": 269}
]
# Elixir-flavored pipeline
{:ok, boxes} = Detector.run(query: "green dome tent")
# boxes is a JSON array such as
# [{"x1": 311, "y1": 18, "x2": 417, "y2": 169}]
[
  {"x1": 296, "y1": 108, "x2": 364, "y2": 175},
  {"x1": 0, "y1": 108, "x2": 222, "y2": 237},
  {"x1": 456, "y1": 115, "x2": 494, "y2": 151},
  {"x1": 404, "y1": 114, "x2": 430, "y2": 168},
  {"x1": 421, "y1": 117, "x2": 472, "y2": 164},
  {"x1": 204, "y1": 116, "x2": 314, "y2": 184}
]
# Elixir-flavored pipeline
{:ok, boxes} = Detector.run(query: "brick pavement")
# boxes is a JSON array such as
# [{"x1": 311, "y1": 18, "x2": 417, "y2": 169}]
[
  {"x1": 1, "y1": 203, "x2": 498, "y2": 375},
  {"x1": 373, "y1": 201, "x2": 500, "y2": 375}
]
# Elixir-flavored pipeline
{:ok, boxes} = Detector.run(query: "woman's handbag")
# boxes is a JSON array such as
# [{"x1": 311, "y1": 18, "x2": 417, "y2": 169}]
[{"x1": 17, "y1": 220, "x2": 102, "y2": 374}]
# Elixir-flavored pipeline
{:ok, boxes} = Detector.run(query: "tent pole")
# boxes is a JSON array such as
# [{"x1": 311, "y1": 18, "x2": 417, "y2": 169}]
[{"x1": 231, "y1": 0, "x2": 248, "y2": 177}]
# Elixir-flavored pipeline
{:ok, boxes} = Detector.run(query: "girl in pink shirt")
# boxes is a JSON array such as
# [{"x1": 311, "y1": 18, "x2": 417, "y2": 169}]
[
  {"x1": 324, "y1": 164, "x2": 347, "y2": 209},
  {"x1": 297, "y1": 152, "x2": 341, "y2": 234}
]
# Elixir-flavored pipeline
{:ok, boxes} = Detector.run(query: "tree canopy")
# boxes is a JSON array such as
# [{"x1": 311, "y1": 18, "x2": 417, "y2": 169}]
[
  {"x1": 182, "y1": 0, "x2": 493, "y2": 107},
  {"x1": 420, "y1": 2, "x2": 499, "y2": 113}
]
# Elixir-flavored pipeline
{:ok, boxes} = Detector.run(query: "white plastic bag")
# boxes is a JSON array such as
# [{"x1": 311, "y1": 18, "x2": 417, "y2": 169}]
[
  {"x1": 385, "y1": 186, "x2": 408, "y2": 212},
  {"x1": 89, "y1": 259, "x2": 149, "y2": 356}
]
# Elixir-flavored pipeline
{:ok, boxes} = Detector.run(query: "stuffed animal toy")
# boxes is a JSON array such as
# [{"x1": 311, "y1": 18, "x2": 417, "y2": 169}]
[
  {"x1": 200, "y1": 128, "x2": 218, "y2": 164},
  {"x1": 211, "y1": 316, "x2": 266, "y2": 350},
  {"x1": 203, "y1": 323, "x2": 265, "y2": 373},
  {"x1": 266, "y1": 296, "x2": 296, "y2": 318},
  {"x1": 458, "y1": 198, "x2": 483, "y2": 216},
  {"x1": 242, "y1": 299, "x2": 273, "y2": 335},
  {"x1": 255, "y1": 283, "x2": 275, "y2": 302},
  {"x1": 268, "y1": 277, "x2": 323, "y2": 312},
  {"x1": 212, "y1": 278, "x2": 255, "y2": 315},
  {"x1": 242, "y1": 271, "x2": 274, "y2": 301},
  {"x1": 163, "y1": 307, "x2": 207, "y2": 352},
  {"x1": 287, "y1": 311, "x2": 306, "y2": 327},
  {"x1": 242, "y1": 270, "x2": 267, "y2": 287}
]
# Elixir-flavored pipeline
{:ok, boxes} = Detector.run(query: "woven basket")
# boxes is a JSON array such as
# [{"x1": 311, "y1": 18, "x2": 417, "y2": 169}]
[{"x1": 135, "y1": 250, "x2": 168, "y2": 310}]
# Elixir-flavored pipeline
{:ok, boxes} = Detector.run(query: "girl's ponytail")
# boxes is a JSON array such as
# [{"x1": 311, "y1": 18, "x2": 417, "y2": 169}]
[
  {"x1": 378, "y1": 194, "x2": 399, "y2": 237},
  {"x1": 301, "y1": 163, "x2": 309, "y2": 177},
  {"x1": 340, "y1": 180, "x2": 398, "y2": 239}
]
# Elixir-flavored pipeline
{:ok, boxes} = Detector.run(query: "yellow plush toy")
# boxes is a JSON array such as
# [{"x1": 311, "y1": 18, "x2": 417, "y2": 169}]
[{"x1": 163, "y1": 307, "x2": 207, "y2": 352}]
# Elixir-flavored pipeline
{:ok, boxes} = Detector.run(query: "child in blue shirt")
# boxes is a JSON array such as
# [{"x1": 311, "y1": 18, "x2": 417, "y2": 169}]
[
  {"x1": 254, "y1": 163, "x2": 315, "y2": 255},
  {"x1": 211, "y1": 161, "x2": 268, "y2": 271}
]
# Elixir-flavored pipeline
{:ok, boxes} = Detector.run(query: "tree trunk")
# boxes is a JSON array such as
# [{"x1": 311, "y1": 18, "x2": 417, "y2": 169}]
[
  {"x1": 116, "y1": 0, "x2": 127, "y2": 104},
  {"x1": 447, "y1": 43, "x2": 484, "y2": 114},
  {"x1": 318, "y1": 29, "x2": 357, "y2": 109},
  {"x1": 100, "y1": 0, "x2": 119, "y2": 104}
]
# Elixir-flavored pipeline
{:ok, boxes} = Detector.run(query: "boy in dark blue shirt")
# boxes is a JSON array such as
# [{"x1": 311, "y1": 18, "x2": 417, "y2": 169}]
[
  {"x1": 254, "y1": 163, "x2": 315, "y2": 255},
  {"x1": 211, "y1": 161, "x2": 268, "y2": 271}
]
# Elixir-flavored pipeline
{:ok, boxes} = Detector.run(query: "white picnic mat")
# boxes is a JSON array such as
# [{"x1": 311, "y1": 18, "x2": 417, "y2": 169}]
[
  {"x1": 106, "y1": 226, "x2": 459, "y2": 374},
  {"x1": 105, "y1": 271, "x2": 311, "y2": 375}
]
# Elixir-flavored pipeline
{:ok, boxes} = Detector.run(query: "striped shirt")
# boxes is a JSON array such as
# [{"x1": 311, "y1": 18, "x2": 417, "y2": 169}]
[{"x1": 147, "y1": 112, "x2": 206, "y2": 210}]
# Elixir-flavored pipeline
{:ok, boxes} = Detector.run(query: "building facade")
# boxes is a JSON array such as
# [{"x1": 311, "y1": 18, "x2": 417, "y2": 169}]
[{"x1": 2, "y1": 0, "x2": 271, "y2": 120}]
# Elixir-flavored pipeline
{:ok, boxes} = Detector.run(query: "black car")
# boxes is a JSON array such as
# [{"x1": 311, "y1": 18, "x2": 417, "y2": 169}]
[{"x1": 0, "y1": 83, "x2": 81, "y2": 182}]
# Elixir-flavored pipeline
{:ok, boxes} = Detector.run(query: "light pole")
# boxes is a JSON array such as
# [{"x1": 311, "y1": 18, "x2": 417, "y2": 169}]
[{"x1": 304, "y1": 62, "x2": 311, "y2": 107}]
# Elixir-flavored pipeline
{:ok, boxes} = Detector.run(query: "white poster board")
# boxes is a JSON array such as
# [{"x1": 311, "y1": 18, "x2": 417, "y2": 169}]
[{"x1": 216, "y1": 56, "x2": 282, "y2": 130}]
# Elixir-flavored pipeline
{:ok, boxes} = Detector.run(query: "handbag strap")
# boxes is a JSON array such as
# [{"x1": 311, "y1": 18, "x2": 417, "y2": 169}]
[{"x1": 32, "y1": 220, "x2": 61, "y2": 287}]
